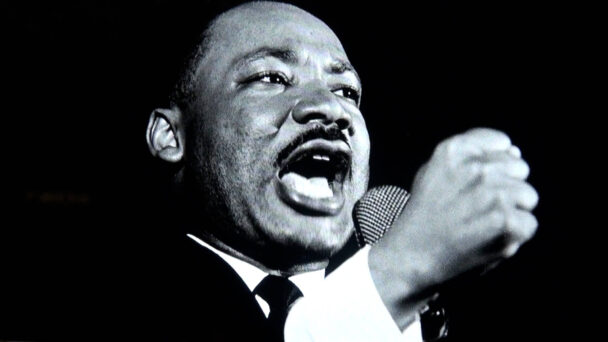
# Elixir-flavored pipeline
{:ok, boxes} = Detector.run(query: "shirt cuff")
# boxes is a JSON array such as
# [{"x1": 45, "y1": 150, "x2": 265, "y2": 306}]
[{"x1": 285, "y1": 246, "x2": 422, "y2": 342}]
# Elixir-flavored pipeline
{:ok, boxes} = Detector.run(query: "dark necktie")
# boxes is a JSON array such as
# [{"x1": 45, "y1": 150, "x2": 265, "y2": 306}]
[{"x1": 253, "y1": 275, "x2": 303, "y2": 341}]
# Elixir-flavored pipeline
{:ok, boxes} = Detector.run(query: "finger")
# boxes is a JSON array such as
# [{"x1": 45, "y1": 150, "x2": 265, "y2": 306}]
[
  {"x1": 460, "y1": 128, "x2": 512, "y2": 153},
  {"x1": 439, "y1": 128, "x2": 512, "y2": 165},
  {"x1": 501, "y1": 210, "x2": 538, "y2": 258},
  {"x1": 508, "y1": 145, "x2": 521, "y2": 158},
  {"x1": 463, "y1": 209, "x2": 508, "y2": 244},
  {"x1": 501, "y1": 181, "x2": 539, "y2": 211},
  {"x1": 462, "y1": 179, "x2": 539, "y2": 215},
  {"x1": 506, "y1": 209, "x2": 539, "y2": 243},
  {"x1": 466, "y1": 151, "x2": 530, "y2": 181},
  {"x1": 468, "y1": 209, "x2": 537, "y2": 258}
]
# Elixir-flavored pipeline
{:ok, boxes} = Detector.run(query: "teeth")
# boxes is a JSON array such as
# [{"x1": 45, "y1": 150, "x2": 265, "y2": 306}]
[
  {"x1": 281, "y1": 172, "x2": 333, "y2": 198},
  {"x1": 312, "y1": 154, "x2": 330, "y2": 162}
]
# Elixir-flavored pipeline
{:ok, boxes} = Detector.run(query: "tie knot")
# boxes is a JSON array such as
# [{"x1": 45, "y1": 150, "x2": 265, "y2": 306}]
[{"x1": 254, "y1": 275, "x2": 303, "y2": 312}]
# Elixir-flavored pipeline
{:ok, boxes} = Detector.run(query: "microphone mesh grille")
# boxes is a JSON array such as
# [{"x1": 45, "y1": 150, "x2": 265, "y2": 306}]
[{"x1": 353, "y1": 185, "x2": 409, "y2": 247}]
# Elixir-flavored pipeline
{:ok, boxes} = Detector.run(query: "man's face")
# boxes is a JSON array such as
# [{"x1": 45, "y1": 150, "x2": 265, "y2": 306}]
[{"x1": 184, "y1": 3, "x2": 370, "y2": 271}]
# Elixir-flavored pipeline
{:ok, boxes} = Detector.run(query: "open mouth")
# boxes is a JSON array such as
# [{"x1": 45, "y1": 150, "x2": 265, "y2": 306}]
[{"x1": 275, "y1": 139, "x2": 351, "y2": 215}]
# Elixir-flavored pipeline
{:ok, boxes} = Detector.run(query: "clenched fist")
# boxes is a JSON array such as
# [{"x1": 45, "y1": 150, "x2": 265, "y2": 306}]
[{"x1": 368, "y1": 128, "x2": 539, "y2": 329}]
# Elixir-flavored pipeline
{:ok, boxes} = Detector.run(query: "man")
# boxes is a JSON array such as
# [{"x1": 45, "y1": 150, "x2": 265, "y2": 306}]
[{"x1": 145, "y1": 1, "x2": 538, "y2": 341}]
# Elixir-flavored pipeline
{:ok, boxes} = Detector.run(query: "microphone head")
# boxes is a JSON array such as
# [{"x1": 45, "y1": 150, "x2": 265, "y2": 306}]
[{"x1": 353, "y1": 185, "x2": 409, "y2": 247}]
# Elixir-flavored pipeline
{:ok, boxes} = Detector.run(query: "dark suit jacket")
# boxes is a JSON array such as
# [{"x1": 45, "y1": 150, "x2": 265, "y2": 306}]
[
  {"x1": 2, "y1": 227, "x2": 441, "y2": 341},
  {"x1": 1, "y1": 231, "x2": 276, "y2": 341}
]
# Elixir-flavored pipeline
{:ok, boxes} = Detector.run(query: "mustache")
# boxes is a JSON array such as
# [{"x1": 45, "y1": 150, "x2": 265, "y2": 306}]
[{"x1": 276, "y1": 125, "x2": 350, "y2": 167}]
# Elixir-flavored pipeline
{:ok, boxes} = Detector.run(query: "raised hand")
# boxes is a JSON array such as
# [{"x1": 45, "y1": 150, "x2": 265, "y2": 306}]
[{"x1": 369, "y1": 128, "x2": 539, "y2": 329}]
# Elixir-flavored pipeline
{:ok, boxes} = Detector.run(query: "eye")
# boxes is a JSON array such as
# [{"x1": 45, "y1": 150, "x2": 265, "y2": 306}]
[
  {"x1": 333, "y1": 86, "x2": 361, "y2": 104},
  {"x1": 246, "y1": 71, "x2": 290, "y2": 86}
]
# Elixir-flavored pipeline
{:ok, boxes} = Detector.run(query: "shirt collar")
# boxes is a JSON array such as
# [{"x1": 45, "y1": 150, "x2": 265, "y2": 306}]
[{"x1": 187, "y1": 233, "x2": 324, "y2": 296}]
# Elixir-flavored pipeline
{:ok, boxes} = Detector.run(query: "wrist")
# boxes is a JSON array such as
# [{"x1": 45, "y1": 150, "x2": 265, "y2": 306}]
[{"x1": 368, "y1": 244, "x2": 438, "y2": 330}]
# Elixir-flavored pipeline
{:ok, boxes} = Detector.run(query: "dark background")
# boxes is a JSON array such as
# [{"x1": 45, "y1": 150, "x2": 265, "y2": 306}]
[{"x1": 2, "y1": 0, "x2": 584, "y2": 340}]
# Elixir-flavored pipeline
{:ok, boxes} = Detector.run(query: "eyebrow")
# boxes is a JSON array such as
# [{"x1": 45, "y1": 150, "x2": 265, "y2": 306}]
[
  {"x1": 232, "y1": 46, "x2": 299, "y2": 69},
  {"x1": 232, "y1": 46, "x2": 362, "y2": 88},
  {"x1": 329, "y1": 60, "x2": 362, "y2": 89}
]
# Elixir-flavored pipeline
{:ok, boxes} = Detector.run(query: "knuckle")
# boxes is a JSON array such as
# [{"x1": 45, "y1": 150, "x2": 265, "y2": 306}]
[
  {"x1": 500, "y1": 132, "x2": 512, "y2": 146},
  {"x1": 521, "y1": 183, "x2": 540, "y2": 209},
  {"x1": 475, "y1": 186, "x2": 494, "y2": 205},
  {"x1": 525, "y1": 214, "x2": 539, "y2": 237},
  {"x1": 492, "y1": 129, "x2": 511, "y2": 145},
  {"x1": 511, "y1": 158, "x2": 530, "y2": 179},
  {"x1": 488, "y1": 210, "x2": 506, "y2": 229},
  {"x1": 435, "y1": 138, "x2": 451, "y2": 153},
  {"x1": 509, "y1": 211, "x2": 538, "y2": 242},
  {"x1": 468, "y1": 127, "x2": 499, "y2": 136},
  {"x1": 469, "y1": 127, "x2": 511, "y2": 144},
  {"x1": 520, "y1": 159, "x2": 530, "y2": 176},
  {"x1": 433, "y1": 143, "x2": 448, "y2": 162},
  {"x1": 480, "y1": 162, "x2": 493, "y2": 179},
  {"x1": 502, "y1": 243, "x2": 520, "y2": 258},
  {"x1": 509, "y1": 145, "x2": 522, "y2": 158},
  {"x1": 469, "y1": 160, "x2": 483, "y2": 177},
  {"x1": 529, "y1": 188, "x2": 540, "y2": 208},
  {"x1": 436, "y1": 139, "x2": 467, "y2": 170},
  {"x1": 437, "y1": 137, "x2": 459, "y2": 158}
]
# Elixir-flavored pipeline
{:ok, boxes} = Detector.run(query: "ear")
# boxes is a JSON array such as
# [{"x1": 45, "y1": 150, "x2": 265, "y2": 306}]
[{"x1": 146, "y1": 107, "x2": 185, "y2": 163}]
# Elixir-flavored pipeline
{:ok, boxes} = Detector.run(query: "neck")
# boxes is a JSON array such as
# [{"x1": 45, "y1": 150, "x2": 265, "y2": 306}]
[{"x1": 195, "y1": 231, "x2": 329, "y2": 276}]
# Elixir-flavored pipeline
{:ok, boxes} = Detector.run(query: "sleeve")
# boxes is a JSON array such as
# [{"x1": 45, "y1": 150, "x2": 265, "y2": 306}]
[{"x1": 284, "y1": 246, "x2": 423, "y2": 342}]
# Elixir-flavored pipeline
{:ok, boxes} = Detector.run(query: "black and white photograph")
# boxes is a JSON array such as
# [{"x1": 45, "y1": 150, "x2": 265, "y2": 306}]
[{"x1": 2, "y1": 1, "x2": 584, "y2": 341}]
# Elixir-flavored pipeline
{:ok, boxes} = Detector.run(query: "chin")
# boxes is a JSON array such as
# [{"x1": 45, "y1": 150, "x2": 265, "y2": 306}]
[{"x1": 255, "y1": 187, "x2": 354, "y2": 262}]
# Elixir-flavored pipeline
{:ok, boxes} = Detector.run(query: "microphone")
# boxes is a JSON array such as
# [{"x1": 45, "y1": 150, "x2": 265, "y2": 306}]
[
  {"x1": 353, "y1": 185, "x2": 410, "y2": 247},
  {"x1": 353, "y1": 185, "x2": 449, "y2": 341}
]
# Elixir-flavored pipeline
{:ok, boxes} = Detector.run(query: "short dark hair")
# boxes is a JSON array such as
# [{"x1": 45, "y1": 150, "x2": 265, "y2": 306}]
[
  {"x1": 168, "y1": 1, "x2": 285, "y2": 109},
  {"x1": 169, "y1": 20, "x2": 216, "y2": 108}
]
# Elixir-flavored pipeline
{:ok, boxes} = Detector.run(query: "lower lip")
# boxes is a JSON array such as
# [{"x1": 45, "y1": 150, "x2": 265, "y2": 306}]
[{"x1": 275, "y1": 174, "x2": 345, "y2": 216}]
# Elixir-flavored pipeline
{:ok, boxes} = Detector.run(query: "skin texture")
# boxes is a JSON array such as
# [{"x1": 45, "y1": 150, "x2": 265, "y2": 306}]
[
  {"x1": 150, "y1": 2, "x2": 370, "y2": 275},
  {"x1": 369, "y1": 128, "x2": 539, "y2": 328},
  {"x1": 147, "y1": 1, "x2": 539, "y2": 329}
]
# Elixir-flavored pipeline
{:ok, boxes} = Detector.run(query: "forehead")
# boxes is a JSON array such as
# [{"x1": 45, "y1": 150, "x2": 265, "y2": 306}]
[{"x1": 200, "y1": 3, "x2": 349, "y2": 72}]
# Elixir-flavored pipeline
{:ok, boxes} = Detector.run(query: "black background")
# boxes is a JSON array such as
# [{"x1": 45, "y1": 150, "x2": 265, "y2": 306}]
[{"x1": 2, "y1": 0, "x2": 584, "y2": 340}]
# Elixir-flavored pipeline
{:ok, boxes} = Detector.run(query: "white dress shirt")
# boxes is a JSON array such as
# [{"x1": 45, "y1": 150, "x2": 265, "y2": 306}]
[{"x1": 187, "y1": 233, "x2": 422, "y2": 342}]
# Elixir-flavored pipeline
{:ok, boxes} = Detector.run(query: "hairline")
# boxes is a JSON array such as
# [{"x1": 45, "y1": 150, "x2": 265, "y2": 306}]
[
  {"x1": 169, "y1": 1, "x2": 360, "y2": 109},
  {"x1": 170, "y1": 1, "x2": 286, "y2": 109}
]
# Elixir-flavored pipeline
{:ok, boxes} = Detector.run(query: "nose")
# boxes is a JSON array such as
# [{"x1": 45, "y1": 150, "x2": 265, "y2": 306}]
[{"x1": 291, "y1": 88, "x2": 352, "y2": 131}]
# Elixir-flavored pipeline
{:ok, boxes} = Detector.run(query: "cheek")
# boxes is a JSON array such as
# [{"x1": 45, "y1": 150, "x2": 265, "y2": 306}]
[
  {"x1": 235, "y1": 94, "x2": 294, "y2": 138},
  {"x1": 209, "y1": 118, "x2": 276, "y2": 189},
  {"x1": 349, "y1": 116, "x2": 371, "y2": 196},
  {"x1": 213, "y1": 97, "x2": 292, "y2": 180},
  {"x1": 351, "y1": 116, "x2": 371, "y2": 168}
]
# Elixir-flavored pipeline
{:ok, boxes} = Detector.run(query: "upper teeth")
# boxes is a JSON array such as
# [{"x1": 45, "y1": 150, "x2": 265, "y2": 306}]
[{"x1": 312, "y1": 154, "x2": 330, "y2": 162}]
